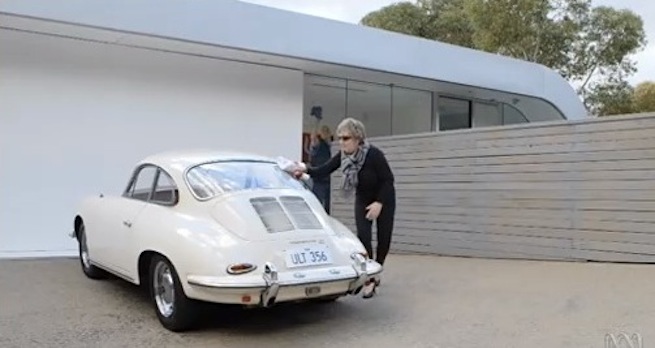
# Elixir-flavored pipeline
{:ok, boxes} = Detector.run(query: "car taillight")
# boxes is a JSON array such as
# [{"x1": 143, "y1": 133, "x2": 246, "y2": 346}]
[{"x1": 227, "y1": 263, "x2": 257, "y2": 275}]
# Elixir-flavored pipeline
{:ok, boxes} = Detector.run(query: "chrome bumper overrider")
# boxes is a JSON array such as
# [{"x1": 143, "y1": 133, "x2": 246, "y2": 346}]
[
  {"x1": 261, "y1": 262, "x2": 280, "y2": 307},
  {"x1": 347, "y1": 253, "x2": 370, "y2": 295}
]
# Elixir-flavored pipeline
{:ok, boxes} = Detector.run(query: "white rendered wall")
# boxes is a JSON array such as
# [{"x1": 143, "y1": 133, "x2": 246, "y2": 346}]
[{"x1": 0, "y1": 30, "x2": 303, "y2": 258}]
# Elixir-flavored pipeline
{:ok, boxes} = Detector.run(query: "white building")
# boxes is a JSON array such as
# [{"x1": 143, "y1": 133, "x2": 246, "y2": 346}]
[{"x1": 0, "y1": 0, "x2": 588, "y2": 258}]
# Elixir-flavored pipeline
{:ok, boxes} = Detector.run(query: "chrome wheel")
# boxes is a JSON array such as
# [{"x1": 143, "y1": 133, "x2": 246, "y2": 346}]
[
  {"x1": 153, "y1": 261, "x2": 175, "y2": 317},
  {"x1": 77, "y1": 222, "x2": 106, "y2": 280},
  {"x1": 80, "y1": 230, "x2": 91, "y2": 269},
  {"x1": 148, "y1": 255, "x2": 197, "y2": 332}
]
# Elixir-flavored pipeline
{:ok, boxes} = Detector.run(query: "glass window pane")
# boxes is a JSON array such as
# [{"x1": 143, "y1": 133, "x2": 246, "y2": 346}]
[
  {"x1": 304, "y1": 75, "x2": 346, "y2": 132},
  {"x1": 152, "y1": 170, "x2": 177, "y2": 204},
  {"x1": 391, "y1": 87, "x2": 432, "y2": 135},
  {"x1": 472, "y1": 102, "x2": 502, "y2": 128},
  {"x1": 186, "y1": 161, "x2": 305, "y2": 199},
  {"x1": 510, "y1": 97, "x2": 565, "y2": 122},
  {"x1": 346, "y1": 81, "x2": 391, "y2": 137},
  {"x1": 438, "y1": 97, "x2": 470, "y2": 131},
  {"x1": 130, "y1": 166, "x2": 157, "y2": 201},
  {"x1": 503, "y1": 104, "x2": 529, "y2": 124},
  {"x1": 303, "y1": 75, "x2": 344, "y2": 162}
]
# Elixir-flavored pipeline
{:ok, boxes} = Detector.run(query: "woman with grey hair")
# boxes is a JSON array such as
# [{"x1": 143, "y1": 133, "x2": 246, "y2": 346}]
[{"x1": 294, "y1": 117, "x2": 396, "y2": 298}]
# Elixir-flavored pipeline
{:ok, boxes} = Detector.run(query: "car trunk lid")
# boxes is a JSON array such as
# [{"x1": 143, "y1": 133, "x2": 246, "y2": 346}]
[{"x1": 210, "y1": 190, "x2": 334, "y2": 242}]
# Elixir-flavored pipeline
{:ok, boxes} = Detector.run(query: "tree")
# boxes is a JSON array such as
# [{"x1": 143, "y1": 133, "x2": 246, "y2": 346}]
[
  {"x1": 465, "y1": 0, "x2": 589, "y2": 73},
  {"x1": 360, "y1": 0, "x2": 474, "y2": 48},
  {"x1": 360, "y1": 2, "x2": 431, "y2": 39},
  {"x1": 633, "y1": 81, "x2": 655, "y2": 113},
  {"x1": 569, "y1": 6, "x2": 647, "y2": 112},
  {"x1": 585, "y1": 80, "x2": 655, "y2": 116},
  {"x1": 585, "y1": 80, "x2": 635, "y2": 116},
  {"x1": 360, "y1": 0, "x2": 647, "y2": 116}
]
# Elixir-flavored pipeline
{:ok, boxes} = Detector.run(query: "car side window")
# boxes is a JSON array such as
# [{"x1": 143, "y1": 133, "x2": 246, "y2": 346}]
[
  {"x1": 127, "y1": 166, "x2": 157, "y2": 202},
  {"x1": 151, "y1": 170, "x2": 178, "y2": 205}
]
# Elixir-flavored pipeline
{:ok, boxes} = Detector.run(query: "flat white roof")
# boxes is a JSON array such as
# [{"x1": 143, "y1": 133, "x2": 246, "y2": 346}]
[{"x1": 0, "y1": 0, "x2": 588, "y2": 120}]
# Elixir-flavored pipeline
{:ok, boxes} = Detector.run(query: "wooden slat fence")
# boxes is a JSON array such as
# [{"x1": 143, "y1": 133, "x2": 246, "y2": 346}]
[{"x1": 329, "y1": 112, "x2": 655, "y2": 263}]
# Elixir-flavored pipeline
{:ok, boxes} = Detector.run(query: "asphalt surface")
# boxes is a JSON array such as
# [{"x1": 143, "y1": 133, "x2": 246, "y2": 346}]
[{"x1": 0, "y1": 254, "x2": 652, "y2": 347}]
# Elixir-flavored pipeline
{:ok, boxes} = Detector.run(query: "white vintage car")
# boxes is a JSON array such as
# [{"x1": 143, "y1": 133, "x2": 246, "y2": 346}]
[{"x1": 71, "y1": 150, "x2": 382, "y2": 331}]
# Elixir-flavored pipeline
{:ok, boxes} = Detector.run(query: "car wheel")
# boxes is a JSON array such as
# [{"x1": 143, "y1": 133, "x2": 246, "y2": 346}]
[
  {"x1": 149, "y1": 254, "x2": 198, "y2": 332},
  {"x1": 77, "y1": 222, "x2": 106, "y2": 279}
]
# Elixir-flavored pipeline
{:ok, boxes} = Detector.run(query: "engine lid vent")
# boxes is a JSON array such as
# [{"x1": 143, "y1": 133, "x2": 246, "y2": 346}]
[
  {"x1": 250, "y1": 197, "x2": 295, "y2": 233},
  {"x1": 280, "y1": 196, "x2": 322, "y2": 230}
]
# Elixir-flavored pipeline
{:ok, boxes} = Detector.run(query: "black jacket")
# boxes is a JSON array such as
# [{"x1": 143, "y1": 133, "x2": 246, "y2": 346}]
[{"x1": 307, "y1": 144, "x2": 395, "y2": 205}]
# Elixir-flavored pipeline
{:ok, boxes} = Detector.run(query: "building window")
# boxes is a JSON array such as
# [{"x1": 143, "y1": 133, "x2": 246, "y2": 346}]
[
  {"x1": 391, "y1": 86, "x2": 433, "y2": 135},
  {"x1": 304, "y1": 74, "x2": 436, "y2": 138},
  {"x1": 502, "y1": 103, "x2": 529, "y2": 124},
  {"x1": 346, "y1": 81, "x2": 392, "y2": 138},
  {"x1": 438, "y1": 96, "x2": 471, "y2": 131},
  {"x1": 304, "y1": 75, "x2": 347, "y2": 132},
  {"x1": 472, "y1": 101, "x2": 502, "y2": 128}
]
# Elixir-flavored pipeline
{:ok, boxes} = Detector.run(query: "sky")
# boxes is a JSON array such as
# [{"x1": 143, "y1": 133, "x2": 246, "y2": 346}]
[{"x1": 241, "y1": 0, "x2": 655, "y2": 85}]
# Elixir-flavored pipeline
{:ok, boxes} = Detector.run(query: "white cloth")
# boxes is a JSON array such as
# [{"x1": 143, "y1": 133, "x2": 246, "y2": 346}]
[{"x1": 276, "y1": 156, "x2": 310, "y2": 181}]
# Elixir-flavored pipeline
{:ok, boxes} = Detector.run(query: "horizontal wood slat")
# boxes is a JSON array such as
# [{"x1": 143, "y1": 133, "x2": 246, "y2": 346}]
[{"x1": 327, "y1": 112, "x2": 655, "y2": 263}]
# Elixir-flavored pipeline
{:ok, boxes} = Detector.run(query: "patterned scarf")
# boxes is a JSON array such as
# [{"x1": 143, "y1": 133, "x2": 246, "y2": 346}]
[{"x1": 340, "y1": 141, "x2": 370, "y2": 198}]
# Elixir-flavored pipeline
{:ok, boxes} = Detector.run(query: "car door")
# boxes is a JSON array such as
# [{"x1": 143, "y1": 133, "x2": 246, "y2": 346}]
[
  {"x1": 106, "y1": 164, "x2": 157, "y2": 279},
  {"x1": 112, "y1": 165, "x2": 180, "y2": 279}
]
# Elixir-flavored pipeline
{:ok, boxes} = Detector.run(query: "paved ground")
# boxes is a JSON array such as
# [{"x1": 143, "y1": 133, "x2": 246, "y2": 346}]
[{"x1": 0, "y1": 254, "x2": 652, "y2": 348}]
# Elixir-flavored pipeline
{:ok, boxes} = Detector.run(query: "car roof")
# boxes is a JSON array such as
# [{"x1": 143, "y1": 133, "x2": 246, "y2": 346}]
[{"x1": 139, "y1": 149, "x2": 277, "y2": 171}]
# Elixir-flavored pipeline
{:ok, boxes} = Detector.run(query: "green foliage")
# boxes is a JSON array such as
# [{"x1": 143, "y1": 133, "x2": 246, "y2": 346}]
[
  {"x1": 633, "y1": 81, "x2": 655, "y2": 113},
  {"x1": 465, "y1": 0, "x2": 591, "y2": 77},
  {"x1": 585, "y1": 80, "x2": 635, "y2": 116},
  {"x1": 360, "y1": 2, "x2": 432, "y2": 39},
  {"x1": 360, "y1": 0, "x2": 648, "y2": 116},
  {"x1": 361, "y1": 0, "x2": 474, "y2": 47},
  {"x1": 583, "y1": 80, "x2": 655, "y2": 116}
]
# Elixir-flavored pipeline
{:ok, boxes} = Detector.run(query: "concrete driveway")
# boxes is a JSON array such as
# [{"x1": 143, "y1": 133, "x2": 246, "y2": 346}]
[{"x1": 0, "y1": 254, "x2": 651, "y2": 347}]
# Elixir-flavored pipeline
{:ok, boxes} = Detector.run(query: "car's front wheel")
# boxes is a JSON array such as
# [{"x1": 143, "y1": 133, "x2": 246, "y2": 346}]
[
  {"x1": 149, "y1": 254, "x2": 198, "y2": 332},
  {"x1": 77, "y1": 222, "x2": 106, "y2": 279}
]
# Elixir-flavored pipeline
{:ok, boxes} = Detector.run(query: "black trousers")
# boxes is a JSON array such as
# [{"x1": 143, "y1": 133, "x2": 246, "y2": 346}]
[{"x1": 354, "y1": 198, "x2": 396, "y2": 265}]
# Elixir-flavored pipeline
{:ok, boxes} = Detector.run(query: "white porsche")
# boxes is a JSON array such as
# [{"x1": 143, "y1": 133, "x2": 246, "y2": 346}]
[{"x1": 71, "y1": 150, "x2": 382, "y2": 331}]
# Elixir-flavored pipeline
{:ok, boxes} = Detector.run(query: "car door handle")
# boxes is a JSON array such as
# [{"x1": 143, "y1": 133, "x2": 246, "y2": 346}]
[{"x1": 123, "y1": 220, "x2": 132, "y2": 228}]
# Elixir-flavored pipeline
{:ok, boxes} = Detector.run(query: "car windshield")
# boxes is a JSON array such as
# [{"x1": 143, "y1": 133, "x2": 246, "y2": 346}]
[{"x1": 185, "y1": 160, "x2": 305, "y2": 199}]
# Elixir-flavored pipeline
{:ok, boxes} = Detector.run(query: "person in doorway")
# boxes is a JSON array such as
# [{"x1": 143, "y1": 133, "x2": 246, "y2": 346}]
[
  {"x1": 294, "y1": 117, "x2": 396, "y2": 299},
  {"x1": 308, "y1": 125, "x2": 333, "y2": 213}
]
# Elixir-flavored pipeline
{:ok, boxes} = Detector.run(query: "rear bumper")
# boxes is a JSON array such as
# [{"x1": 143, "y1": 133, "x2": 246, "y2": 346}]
[{"x1": 185, "y1": 254, "x2": 382, "y2": 306}]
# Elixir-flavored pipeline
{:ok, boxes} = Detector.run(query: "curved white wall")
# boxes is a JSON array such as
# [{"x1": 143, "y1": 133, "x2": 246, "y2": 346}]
[{"x1": 1, "y1": 0, "x2": 588, "y2": 120}]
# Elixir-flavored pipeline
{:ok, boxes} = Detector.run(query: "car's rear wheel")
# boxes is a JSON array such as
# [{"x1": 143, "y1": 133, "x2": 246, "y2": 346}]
[
  {"x1": 77, "y1": 222, "x2": 106, "y2": 279},
  {"x1": 149, "y1": 254, "x2": 198, "y2": 332}
]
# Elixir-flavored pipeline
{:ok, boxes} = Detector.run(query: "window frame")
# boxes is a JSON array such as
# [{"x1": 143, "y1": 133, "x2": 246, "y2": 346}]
[{"x1": 123, "y1": 164, "x2": 179, "y2": 206}]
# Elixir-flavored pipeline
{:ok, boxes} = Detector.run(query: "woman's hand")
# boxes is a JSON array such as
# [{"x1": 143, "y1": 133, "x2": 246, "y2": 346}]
[
  {"x1": 292, "y1": 162, "x2": 307, "y2": 179},
  {"x1": 365, "y1": 202, "x2": 383, "y2": 220}
]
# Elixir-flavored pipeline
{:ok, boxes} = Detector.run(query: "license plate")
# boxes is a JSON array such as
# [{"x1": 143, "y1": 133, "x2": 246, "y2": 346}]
[{"x1": 285, "y1": 244, "x2": 332, "y2": 268}]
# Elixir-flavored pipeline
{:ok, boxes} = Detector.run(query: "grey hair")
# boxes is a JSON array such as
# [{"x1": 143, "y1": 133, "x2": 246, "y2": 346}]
[{"x1": 336, "y1": 117, "x2": 367, "y2": 142}]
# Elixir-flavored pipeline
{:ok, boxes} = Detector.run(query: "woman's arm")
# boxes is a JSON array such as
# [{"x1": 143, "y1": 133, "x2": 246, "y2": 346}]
[{"x1": 306, "y1": 152, "x2": 341, "y2": 178}]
